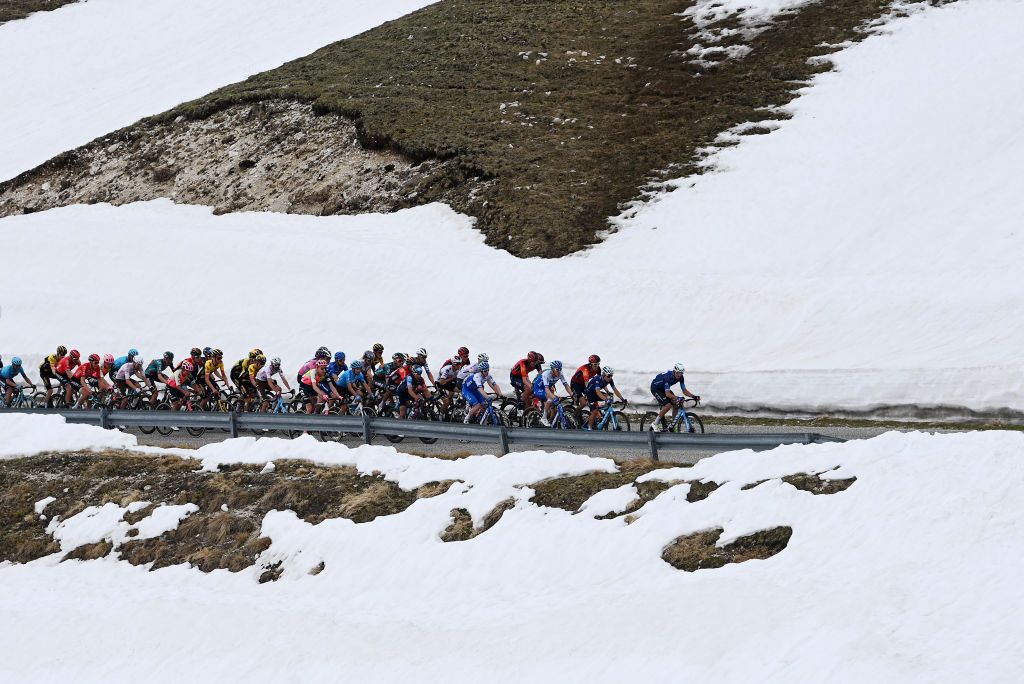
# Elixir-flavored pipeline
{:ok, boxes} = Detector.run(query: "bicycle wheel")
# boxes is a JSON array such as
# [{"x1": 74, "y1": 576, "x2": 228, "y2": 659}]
[
  {"x1": 640, "y1": 411, "x2": 661, "y2": 431},
  {"x1": 186, "y1": 420, "x2": 206, "y2": 438},
  {"x1": 32, "y1": 391, "x2": 48, "y2": 407},
  {"x1": 684, "y1": 412, "x2": 705, "y2": 434},
  {"x1": 521, "y1": 408, "x2": 542, "y2": 429},
  {"x1": 418, "y1": 404, "x2": 439, "y2": 444},
  {"x1": 554, "y1": 409, "x2": 577, "y2": 430},
  {"x1": 610, "y1": 410, "x2": 631, "y2": 431},
  {"x1": 154, "y1": 403, "x2": 174, "y2": 436}
]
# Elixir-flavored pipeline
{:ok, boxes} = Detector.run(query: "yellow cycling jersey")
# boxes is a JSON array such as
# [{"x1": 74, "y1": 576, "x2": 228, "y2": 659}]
[
  {"x1": 204, "y1": 359, "x2": 224, "y2": 377},
  {"x1": 41, "y1": 353, "x2": 60, "y2": 370}
]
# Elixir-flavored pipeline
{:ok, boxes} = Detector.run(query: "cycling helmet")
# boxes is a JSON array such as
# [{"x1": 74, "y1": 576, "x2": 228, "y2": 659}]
[
  {"x1": 249, "y1": 348, "x2": 263, "y2": 359},
  {"x1": 270, "y1": 357, "x2": 281, "y2": 366},
  {"x1": 550, "y1": 360, "x2": 563, "y2": 371},
  {"x1": 601, "y1": 365, "x2": 614, "y2": 375},
  {"x1": 393, "y1": 352, "x2": 406, "y2": 362},
  {"x1": 134, "y1": 356, "x2": 144, "y2": 368},
  {"x1": 334, "y1": 351, "x2": 346, "y2": 362},
  {"x1": 373, "y1": 343, "x2": 384, "y2": 354},
  {"x1": 70, "y1": 349, "x2": 81, "y2": 360},
  {"x1": 189, "y1": 347, "x2": 200, "y2": 357},
  {"x1": 56, "y1": 345, "x2": 68, "y2": 357},
  {"x1": 535, "y1": 352, "x2": 545, "y2": 364},
  {"x1": 362, "y1": 350, "x2": 374, "y2": 361},
  {"x1": 202, "y1": 346, "x2": 212, "y2": 356},
  {"x1": 315, "y1": 349, "x2": 330, "y2": 360},
  {"x1": 212, "y1": 348, "x2": 223, "y2": 358},
  {"x1": 316, "y1": 359, "x2": 329, "y2": 368},
  {"x1": 103, "y1": 354, "x2": 115, "y2": 365},
  {"x1": 674, "y1": 363, "x2": 686, "y2": 373},
  {"x1": 181, "y1": 360, "x2": 194, "y2": 372},
  {"x1": 129, "y1": 347, "x2": 139, "y2": 357},
  {"x1": 477, "y1": 353, "x2": 489, "y2": 363},
  {"x1": 163, "y1": 351, "x2": 174, "y2": 360},
  {"x1": 12, "y1": 357, "x2": 22, "y2": 366},
  {"x1": 412, "y1": 365, "x2": 424, "y2": 374},
  {"x1": 416, "y1": 347, "x2": 428, "y2": 358},
  {"x1": 352, "y1": 359, "x2": 364, "y2": 370},
  {"x1": 458, "y1": 346, "x2": 469, "y2": 357},
  {"x1": 527, "y1": 351, "x2": 539, "y2": 363},
  {"x1": 255, "y1": 355, "x2": 266, "y2": 364},
  {"x1": 588, "y1": 354, "x2": 601, "y2": 364},
  {"x1": 88, "y1": 353, "x2": 100, "y2": 364},
  {"x1": 478, "y1": 361, "x2": 490, "y2": 373}
]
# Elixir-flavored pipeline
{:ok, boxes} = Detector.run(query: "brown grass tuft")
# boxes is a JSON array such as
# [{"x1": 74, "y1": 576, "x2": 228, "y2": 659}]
[{"x1": 662, "y1": 526, "x2": 793, "y2": 572}]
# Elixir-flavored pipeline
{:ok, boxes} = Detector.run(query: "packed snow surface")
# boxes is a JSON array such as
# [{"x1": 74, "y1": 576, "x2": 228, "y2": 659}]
[
  {"x1": 0, "y1": 413, "x2": 136, "y2": 459},
  {"x1": 2, "y1": 0, "x2": 1022, "y2": 414},
  {"x1": 0, "y1": 0, "x2": 437, "y2": 182},
  {"x1": 3, "y1": 416, "x2": 1024, "y2": 680}
]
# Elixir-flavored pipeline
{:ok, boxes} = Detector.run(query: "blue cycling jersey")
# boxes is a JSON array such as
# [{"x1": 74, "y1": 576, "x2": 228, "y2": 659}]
[
  {"x1": 0, "y1": 365, "x2": 26, "y2": 380},
  {"x1": 651, "y1": 370, "x2": 684, "y2": 392},
  {"x1": 336, "y1": 369, "x2": 365, "y2": 389},
  {"x1": 113, "y1": 355, "x2": 130, "y2": 372},
  {"x1": 586, "y1": 375, "x2": 614, "y2": 394},
  {"x1": 328, "y1": 361, "x2": 348, "y2": 377}
]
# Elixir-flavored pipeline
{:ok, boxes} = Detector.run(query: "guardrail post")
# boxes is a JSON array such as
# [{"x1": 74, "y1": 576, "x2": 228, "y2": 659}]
[
  {"x1": 498, "y1": 426, "x2": 510, "y2": 455},
  {"x1": 99, "y1": 407, "x2": 109, "y2": 430},
  {"x1": 647, "y1": 429, "x2": 659, "y2": 462},
  {"x1": 229, "y1": 411, "x2": 239, "y2": 439},
  {"x1": 362, "y1": 413, "x2": 372, "y2": 445}
]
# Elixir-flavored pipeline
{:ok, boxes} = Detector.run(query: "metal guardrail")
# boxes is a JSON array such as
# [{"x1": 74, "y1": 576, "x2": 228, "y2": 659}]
[{"x1": 3, "y1": 408, "x2": 845, "y2": 461}]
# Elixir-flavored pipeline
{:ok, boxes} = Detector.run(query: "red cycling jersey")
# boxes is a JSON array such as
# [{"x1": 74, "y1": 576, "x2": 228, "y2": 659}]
[
  {"x1": 73, "y1": 362, "x2": 100, "y2": 380},
  {"x1": 511, "y1": 359, "x2": 535, "y2": 379},
  {"x1": 55, "y1": 357, "x2": 78, "y2": 376},
  {"x1": 571, "y1": 364, "x2": 597, "y2": 388}
]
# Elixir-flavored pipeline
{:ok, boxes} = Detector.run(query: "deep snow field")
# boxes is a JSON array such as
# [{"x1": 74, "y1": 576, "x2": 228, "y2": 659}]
[
  {"x1": 3, "y1": 414, "x2": 1024, "y2": 681},
  {"x1": 2, "y1": 0, "x2": 1022, "y2": 415}
]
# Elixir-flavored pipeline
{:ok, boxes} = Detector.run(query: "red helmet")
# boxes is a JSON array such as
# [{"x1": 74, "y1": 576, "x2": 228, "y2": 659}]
[
  {"x1": 88, "y1": 353, "x2": 100, "y2": 364},
  {"x1": 588, "y1": 354, "x2": 601, "y2": 364},
  {"x1": 181, "y1": 360, "x2": 194, "y2": 372},
  {"x1": 69, "y1": 349, "x2": 81, "y2": 360},
  {"x1": 458, "y1": 346, "x2": 469, "y2": 358},
  {"x1": 533, "y1": 351, "x2": 545, "y2": 364},
  {"x1": 103, "y1": 354, "x2": 115, "y2": 365}
]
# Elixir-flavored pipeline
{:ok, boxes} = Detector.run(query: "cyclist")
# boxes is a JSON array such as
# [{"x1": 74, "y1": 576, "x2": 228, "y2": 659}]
[
  {"x1": 360, "y1": 350, "x2": 377, "y2": 374},
  {"x1": 166, "y1": 359, "x2": 199, "y2": 410},
  {"x1": 457, "y1": 353, "x2": 489, "y2": 382},
  {"x1": 328, "y1": 352, "x2": 348, "y2": 384},
  {"x1": 649, "y1": 363, "x2": 701, "y2": 432},
  {"x1": 440, "y1": 346, "x2": 470, "y2": 374},
  {"x1": 335, "y1": 360, "x2": 371, "y2": 413},
  {"x1": 299, "y1": 358, "x2": 338, "y2": 414},
  {"x1": 54, "y1": 349, "x2": 81, "y2": 404},
  {"x1": 532, "y1": 360, "x2": 572, "y2": 426},
  {"x1": 584, "y1": 366, "x2": 626, "y2": 429},
  {"x1": 382, "y1": 353, "x2": 408, "y2": 405},
  {"x1": 2, "y1": 357, "x2": 35, "y2": 405},
  {"x1": 145, "y1": 352, "x2": 174, "y2": 407},
  {"x1": 295, "y1": 347, "x2": 330, "y2": 386},
  {"x1": 407, "y1": 348, "x2": 435, "y2": 385},
  {"x1": 72, "y1": 354, "x2": 110, "y2": 408},
  {"x1": 101, "y1": 354, "x2": 116, "y2": 384},
  {"x1": 510, "y1": 351, "x2": 544, "y2": 407},
  {"x1": 255, "y1": 357, "x2": 291, "y2": 412},
  {"x1": 39, "y1": 345, "x2": 68, "y2": 402},
  {"x1": 203, "y1": 349, "x2": 232, "y2": 398},
  {"x1": 570, "y1": 354, "x2": 601, "y2": 408},
  {"x1": 112, "y1": 348, "x2": 140, "y2": 373},
  {"x1": 114, "y1": 355, "x2": 151, "y2": 408},
  {"x1": 397, "y1": 365, "x2": 432, "y2": 418},
  {"x1": 434, "y1": 355, "x2": 464, "y2": 412},
  {"x1": 231, "y1": 349, "x2": 263, "y2": 410},
  {"x1": 372, "y1": 343, "x2": 385, "y2": 369},
  {"x1": 461, "y1": 361, "x2": 503, "y2": 423}
]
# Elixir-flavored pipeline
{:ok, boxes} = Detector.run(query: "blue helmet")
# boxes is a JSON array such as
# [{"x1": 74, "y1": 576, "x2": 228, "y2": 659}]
[
  {"x1": 352, "y1": 360, "x2": 364, "y2": 370},
  {"x1": 202, "y1": 346, "x2": 212, "y2": 356},
  {"x1": 12, "y1": 357, "x2": 22, "y2": 366},
  {"x1": 128, "y1": 348, "x2": 139, "y2": 357},
  {"x1": 550, "y1": 360, "x2": 563, "y2": 371},
  {"x1": 478, "y1": 361, "x2": 490, "y2": 373},
  {"x1": 334, "y1": 351, "x2": 346, "y2": 362}
]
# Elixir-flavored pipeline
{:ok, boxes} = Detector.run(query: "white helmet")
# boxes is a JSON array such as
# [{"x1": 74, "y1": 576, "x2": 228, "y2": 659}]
[
  {"x1": 134, "y1": 356, "x2": 144, "y2": 368},
  {"x1": 674, "y1": 363, "x2": 686, "y2": 373},
  {"x1": 416, "y1": 347, "x2": 428, "y2": 358},
  {"x1": 601, "y1": 365, "x2": 614, "y2": 375},
  {"x1": 477, "y1": 353, "x2": 489, "y2": 363}
]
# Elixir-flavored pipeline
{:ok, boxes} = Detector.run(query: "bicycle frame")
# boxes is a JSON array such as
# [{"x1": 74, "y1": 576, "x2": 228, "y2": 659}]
[{"x1": 595, "y1": 399, "x2": 619, "y2": 430}]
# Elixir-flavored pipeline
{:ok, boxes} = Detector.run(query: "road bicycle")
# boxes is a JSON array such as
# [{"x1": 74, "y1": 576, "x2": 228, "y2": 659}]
[
  {"x1": 2, "y1": 384, "x2": 38, "y2": 409},
  {"x1": 640, "y1": 397, "x2": 705, "y2": 434},
  {"x1": 522, "y1": 395, "x2": 577, "y2": 429},
  {"x1": 586, "y1": 399, "x2": 631, "y2": 431}
]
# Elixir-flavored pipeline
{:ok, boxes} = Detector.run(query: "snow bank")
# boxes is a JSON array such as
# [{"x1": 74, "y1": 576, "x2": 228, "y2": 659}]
[
  {"x1": 0, "y1": 0, "x2": 437, "y2": 182},
  {"x1": 0, "y1": 413, "x2": 136, "y2": 459},
  {"x1": 2, "y1": 2, "x2": 1022, "y2": 414},
  {"x1": 4, "y1": 427, "x2": 1024, "y2": 681}
]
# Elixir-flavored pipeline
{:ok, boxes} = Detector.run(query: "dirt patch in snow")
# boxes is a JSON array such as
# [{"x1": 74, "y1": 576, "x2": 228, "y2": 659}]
[
  {"x1": 441, "y1": 497, "x2": 518, "y2": 542},
  {"x1": 662, "y1": 526, "x2": 793, "y2": 571},
  {"x1": 0, "y1": 0, "x2": 80, "y2": 25},
  {"x1": 742, "y1": 472, "x2": 857, "y2": 494},
  {"x1": 0, "y1": 451, "x2": 453, "y2": 571},
  {"x1": 529, "y1": 461, "x2": 680, "y2": 512},
  {"x1": 0, "y1": 0, "x2": 952, "y2": 257},
  {"x1": 0, "y1": 101, "x2": 460, "y2": 218}
]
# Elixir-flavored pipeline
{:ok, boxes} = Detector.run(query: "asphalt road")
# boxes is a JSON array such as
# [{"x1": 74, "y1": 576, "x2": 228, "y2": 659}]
[{"x1": 130, "y1": 423, "x2": 934, "y2": 465}]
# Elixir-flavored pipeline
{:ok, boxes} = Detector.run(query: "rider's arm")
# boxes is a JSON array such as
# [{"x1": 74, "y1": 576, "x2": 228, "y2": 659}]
[{"x1": 487, "y1": 375, "x2": 503, "y2": 398}]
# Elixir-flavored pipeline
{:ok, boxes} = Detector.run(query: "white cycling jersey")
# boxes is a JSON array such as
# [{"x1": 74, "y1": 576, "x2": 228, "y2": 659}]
[
  {"x1": 115, "y1": 361, "x2": 140, "y2": 381},
  {"x1": 456, "y1": 363, "x2": 480, "y2": 381},
  {"x1": 256, "y1": 364, "x2": 283, "y2": 383}
]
